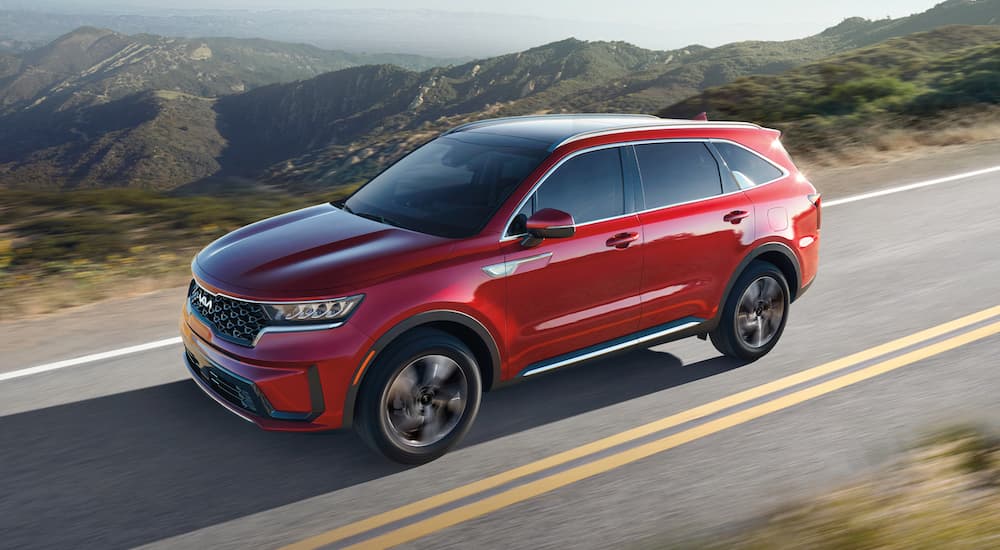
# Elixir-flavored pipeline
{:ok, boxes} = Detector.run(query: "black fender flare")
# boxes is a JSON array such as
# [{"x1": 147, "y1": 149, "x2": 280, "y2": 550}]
[
  {"x1": 341, "y1": 310, "x2": 502, "y2": 427},
  {"x1": 712, "y1": 242, "x2": 802, "y2": 326}
]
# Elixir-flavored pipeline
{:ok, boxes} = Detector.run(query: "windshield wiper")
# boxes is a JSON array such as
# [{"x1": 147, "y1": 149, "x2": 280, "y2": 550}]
[
  {"x1": 350, "y1": 209, "x2": 406, "y2": 230},
  {"x1": 338, "y1": 201, "x2": 407, "y2": 230}
]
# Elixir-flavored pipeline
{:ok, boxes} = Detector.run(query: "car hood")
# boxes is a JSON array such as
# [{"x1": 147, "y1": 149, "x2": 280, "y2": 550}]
[{"x1": 195, "y1": 204, "x2": 450, "y2": 298}]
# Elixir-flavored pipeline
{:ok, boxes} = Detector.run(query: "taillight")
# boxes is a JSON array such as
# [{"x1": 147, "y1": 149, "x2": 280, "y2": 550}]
[{"x1": 807, "y1": 193, "x2": 822, "y2": 229}]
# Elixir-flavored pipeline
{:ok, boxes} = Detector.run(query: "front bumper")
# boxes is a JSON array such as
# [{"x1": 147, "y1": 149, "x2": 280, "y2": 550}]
[{"x1": 181, "y1": 303, "x2": 374, "y2": 431}]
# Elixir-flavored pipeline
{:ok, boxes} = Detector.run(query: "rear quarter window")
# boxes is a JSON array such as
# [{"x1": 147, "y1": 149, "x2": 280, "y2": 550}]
[{"x1": 714, "y1": 141, "x2": 785, "y2": 188}]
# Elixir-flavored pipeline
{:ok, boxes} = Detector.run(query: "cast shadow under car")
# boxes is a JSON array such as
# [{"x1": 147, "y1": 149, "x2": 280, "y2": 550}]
[{"x1": 0, "y1": 348, "x2": 744, "y2": 549}]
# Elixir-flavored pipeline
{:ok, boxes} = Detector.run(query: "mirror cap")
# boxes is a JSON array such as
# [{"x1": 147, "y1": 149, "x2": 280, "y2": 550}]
[{"x1": 527, "y1": 208, "x2": 575, "y2": 239}]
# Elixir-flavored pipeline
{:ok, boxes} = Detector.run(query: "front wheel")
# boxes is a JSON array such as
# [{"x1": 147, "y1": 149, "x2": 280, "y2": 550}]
[
  {"x1": 710, "y1": 261, "x2": 790, "y2": 362},
  {"x1": 355, "y1": 328, "x2": 482, "y2": 464}
]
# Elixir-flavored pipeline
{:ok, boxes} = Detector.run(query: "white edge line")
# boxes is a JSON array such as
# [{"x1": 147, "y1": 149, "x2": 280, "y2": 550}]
[
  {"x1": 4, "y1": 165, "x2": 999, "y2": 383},
  {"x1": 823, "y1": 164, "x2": 1000, "y2": 207},
  {"x1": 0, "y1": 337, "x2": 183, "y2": 382}
]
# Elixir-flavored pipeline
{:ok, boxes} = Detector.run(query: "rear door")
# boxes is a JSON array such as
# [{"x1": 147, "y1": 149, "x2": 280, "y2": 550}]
[
  {"x1": 501, "y1": 146, "x2": 644, "y2": 375},
  {"x1": 634, "y1": 141, "x2": 756, "y2": 328}
]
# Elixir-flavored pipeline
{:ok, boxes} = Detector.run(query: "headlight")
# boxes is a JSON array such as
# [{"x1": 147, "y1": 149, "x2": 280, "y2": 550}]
[{"x1": 264, "y1": 295, "x2": 364, "y2": 324}]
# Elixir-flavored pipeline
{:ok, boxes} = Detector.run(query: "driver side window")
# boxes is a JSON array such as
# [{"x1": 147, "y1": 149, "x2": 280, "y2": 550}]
[{"x1": 506, "y1": 147, "x2": 625, "y2": 236}]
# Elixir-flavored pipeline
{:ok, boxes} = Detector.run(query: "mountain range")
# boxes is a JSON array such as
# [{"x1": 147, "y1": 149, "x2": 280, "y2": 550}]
[
  {"x1": 1, "y1": 7, "x2": 648, "y2": 58},
  {"x1": 0, "y1": 0, "x2": 998, "y2": 191}
]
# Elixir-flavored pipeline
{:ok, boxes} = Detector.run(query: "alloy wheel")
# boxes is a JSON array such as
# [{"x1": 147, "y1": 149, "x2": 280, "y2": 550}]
[
  {"x1": 735, "y1": 275, "x2": 786, "y2": 349},
  {"x1": 381, "y1": 354, "x2": 469, "y2": 448}
]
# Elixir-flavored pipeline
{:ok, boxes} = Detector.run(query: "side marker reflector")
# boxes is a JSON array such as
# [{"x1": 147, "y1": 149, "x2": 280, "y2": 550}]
[{"x1": 353, "y1": 350, "x2": 377, "y2": 385}]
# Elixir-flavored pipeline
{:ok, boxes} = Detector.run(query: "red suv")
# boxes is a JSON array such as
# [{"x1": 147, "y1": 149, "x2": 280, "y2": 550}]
[{"x1": 181, "y1": 114, "x2": 820, "y2": 463}]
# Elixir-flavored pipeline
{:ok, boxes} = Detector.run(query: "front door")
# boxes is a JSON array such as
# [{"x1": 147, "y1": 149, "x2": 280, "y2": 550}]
[{"x1": 499, "y1": 146, "x2": 644, "y2": 376}]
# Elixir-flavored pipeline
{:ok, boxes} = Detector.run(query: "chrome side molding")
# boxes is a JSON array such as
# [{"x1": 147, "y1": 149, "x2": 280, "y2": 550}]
[
  {"x1": 521, "y1": 320, "x2": 702, "y2": 377},
  {"x1": 482, "y1": 252, "x2": 553, "y2": 278}
]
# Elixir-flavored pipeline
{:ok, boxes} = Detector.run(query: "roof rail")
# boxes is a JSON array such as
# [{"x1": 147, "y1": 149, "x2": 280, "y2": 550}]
[
  {"x1": 549, "y1": 120, "x2": 762, "y2": 151},
  {"x1": 443, "y1": 113, "x2": 660, "y2": 136}
]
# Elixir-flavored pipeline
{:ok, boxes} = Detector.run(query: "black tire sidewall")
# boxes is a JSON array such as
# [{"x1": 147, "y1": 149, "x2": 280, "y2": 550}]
[
  {"x1": 356, "y1": 329, "x2": 482, "y2": 464},
  {"x1": 713, "y1": 262, "x2": 790, "y2": 361}
]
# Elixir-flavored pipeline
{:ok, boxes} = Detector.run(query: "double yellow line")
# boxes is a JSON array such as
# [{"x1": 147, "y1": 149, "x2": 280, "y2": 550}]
[{"x1": 285, "y1": 305, "x2": 1000, "y2": 550}]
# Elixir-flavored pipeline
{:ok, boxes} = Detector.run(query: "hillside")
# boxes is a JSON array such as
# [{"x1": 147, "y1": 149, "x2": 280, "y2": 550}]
[
  {"x1": 0, "y1": 27, "x2": 452, "y2": 115},
  {"x1": 819, "y1": 0, "x2": 1000, "y2": 44},
  {"x1": 214, "y1": 39, "x2": 679, "y2": 179},
  {"x1": 660, "y1": 25, "x2": 1000, "y2": 156},
  {"x1": 248, "y1": 2, "x2": 1000, "y2": 189},
  {"x1": 0, "y1": 37, "x2": 39, "y2": 54},
  {"x1": 210, "y1": 0, "x2": 1000, "y2": 189},
  {"x1": 533, "y1": 0, "x2": 1000, "y2": 114},
  {"x1": 1, "y1": 0, "x2": 999, "y2": 191},
  {"x1": 0, "y1": 90, "x2": 223, "y2": 190}
]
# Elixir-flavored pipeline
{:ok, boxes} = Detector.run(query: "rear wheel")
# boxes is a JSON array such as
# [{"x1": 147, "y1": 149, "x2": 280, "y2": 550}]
[
  {"x1": 710, "y1": 261, "x2": 790, "y2": 361},
  {"x1": 355, "y1": 328, "x2": 482, "y2": 464}
]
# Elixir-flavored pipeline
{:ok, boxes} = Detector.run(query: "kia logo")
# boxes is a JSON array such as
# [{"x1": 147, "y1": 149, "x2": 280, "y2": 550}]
[{"x1": 198, "y1": 294, "x2": 213, "y2": 310}]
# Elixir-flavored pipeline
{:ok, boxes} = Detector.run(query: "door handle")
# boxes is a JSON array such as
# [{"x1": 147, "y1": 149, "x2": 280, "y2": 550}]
[
  {"x1": 606, "y1": 232, "x2": 639, "y2": 249},
  {"x1": 723, "y1": 210, "x2": 750, "y2": 224}
]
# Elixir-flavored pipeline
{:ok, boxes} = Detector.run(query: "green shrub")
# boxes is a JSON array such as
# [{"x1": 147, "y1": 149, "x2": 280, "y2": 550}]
[
  {"x1": 906, "y1": 70, "x2": 1000, "y2": 114},
  {"x1": 818, "y1": 76, "x2": 920, "y2": 115}
]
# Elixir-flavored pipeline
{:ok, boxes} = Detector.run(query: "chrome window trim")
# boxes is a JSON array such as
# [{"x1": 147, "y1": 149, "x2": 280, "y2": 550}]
[
  {"x1": 710, "y1": 138, "x2": 790, "y2": 189},
  {"x1": 500, "y1": 137, "x2": 788, "y2": 243}
]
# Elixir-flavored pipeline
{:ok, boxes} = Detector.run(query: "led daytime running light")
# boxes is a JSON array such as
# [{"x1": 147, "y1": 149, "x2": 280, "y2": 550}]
[{"x1": 267, "y1": 295, "x2": 363, "y2": 323}]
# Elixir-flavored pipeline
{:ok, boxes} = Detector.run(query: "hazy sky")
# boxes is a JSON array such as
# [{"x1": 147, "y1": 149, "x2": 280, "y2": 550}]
[
  {"x1": 42, "y1": 0, "x2": 940, "y2": 20},
  {"x1": 3, "y1": 0, "x2": 946, "y2": 48}
]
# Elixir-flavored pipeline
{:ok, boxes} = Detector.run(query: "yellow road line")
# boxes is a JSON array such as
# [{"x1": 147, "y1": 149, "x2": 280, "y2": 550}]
[
  {"x1": 353, "y1": 320, "x2": 1000, "y2": 549},
  {"x1": 282, "y1": 305, "x2": 1000, "y2": 550}
]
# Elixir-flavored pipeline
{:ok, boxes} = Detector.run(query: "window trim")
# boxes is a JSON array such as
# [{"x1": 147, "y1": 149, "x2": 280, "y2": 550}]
[
  {"x1": 709, "y1": 139, "x2": 789, "y2": 190},
  {"x1": 500, "y1": 137, "x2": 788, "y2": 242},
  {"x1": 502, "y1": 144, "x2": 629, "y2": 239},
  {"x1": 632, "y1": 141, "x2": 725, "y2": 212},
  {"x1": 531, "y1": 145, "x2": 627, "y2": 227}
]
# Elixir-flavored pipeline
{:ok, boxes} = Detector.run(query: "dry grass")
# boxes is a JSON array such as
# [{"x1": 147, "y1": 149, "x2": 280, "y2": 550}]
[
  {"x1": 0, "y1": 188, "x2": 345, "y2": 320},
  {"x1": 652, "y1": 428, "x2": 1000, "y2": 549},
  {"x1": 789, "y1": 106, "x2": 1000, "y2": 169},
  {"x1": 0, "y1": 256, "x2": 193, "y2": 319}
]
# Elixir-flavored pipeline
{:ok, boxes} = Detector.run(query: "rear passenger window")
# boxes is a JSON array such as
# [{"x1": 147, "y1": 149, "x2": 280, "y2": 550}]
[
  {"x1": 634, "y1": 142, "x2": 722, "y2": 208},
  {"x1": 534, "y1": 147, "x2": 625, "y2": 225},
  {"x1": 714, "y1": 142, "x2": 784, "y2": 188}
]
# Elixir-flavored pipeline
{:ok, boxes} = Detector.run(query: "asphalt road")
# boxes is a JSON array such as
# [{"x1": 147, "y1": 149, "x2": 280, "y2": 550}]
[{"x1": 2, "y1": 148, "x2": 999, "y2": 549}]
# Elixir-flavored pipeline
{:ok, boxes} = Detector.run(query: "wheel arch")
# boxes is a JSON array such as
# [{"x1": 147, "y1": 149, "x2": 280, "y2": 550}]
[
  {"x1": 341, "y1": 310, "x2": 502, "y2": 427},
  {"x1": 716, "y1": 242, "x2": 802, "y2": 324}
]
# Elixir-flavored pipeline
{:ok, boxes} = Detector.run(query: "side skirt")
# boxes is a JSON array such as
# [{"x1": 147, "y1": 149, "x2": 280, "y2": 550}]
[{"x1": 518, "y1": 317, "x2": 707, "y2": 378}]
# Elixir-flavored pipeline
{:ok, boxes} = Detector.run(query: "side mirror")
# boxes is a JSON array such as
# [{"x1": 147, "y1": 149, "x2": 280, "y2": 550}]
[{"x1": 522, "y1": 208, "x2": 575, "y2": 247}]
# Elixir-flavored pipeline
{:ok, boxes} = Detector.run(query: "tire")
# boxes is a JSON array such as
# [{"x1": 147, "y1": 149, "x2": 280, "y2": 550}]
[
  {"x1": 710, "y1": 261, "x2": 790, "y2": 362},
  {"x1": 355, "y1": 328, "x2": 482, "y2": 464}
]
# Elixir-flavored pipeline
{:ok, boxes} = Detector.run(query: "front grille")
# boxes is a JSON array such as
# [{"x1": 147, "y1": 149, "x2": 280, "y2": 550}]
[{"x1": 188, "y1": 281, "x2": 270, "y2": 346}]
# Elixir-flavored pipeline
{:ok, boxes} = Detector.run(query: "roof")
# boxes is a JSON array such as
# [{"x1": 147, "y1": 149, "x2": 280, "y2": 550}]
[{"x1": 444, "y1": 114, "x2": 761, "y2": 151}]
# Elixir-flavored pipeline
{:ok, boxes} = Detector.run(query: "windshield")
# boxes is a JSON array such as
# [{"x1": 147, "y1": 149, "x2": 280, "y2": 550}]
[{"x1": 343, "y1": 134, "x2": 549, "y2": 238}]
